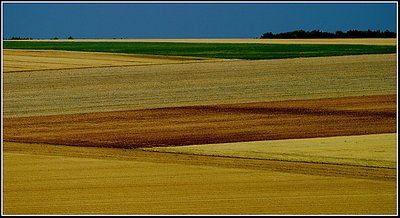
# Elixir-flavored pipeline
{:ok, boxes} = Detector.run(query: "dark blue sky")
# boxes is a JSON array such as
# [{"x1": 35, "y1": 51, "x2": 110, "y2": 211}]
[{"x1": 2, "y1": 2, "x2": 397, "y2": 39}]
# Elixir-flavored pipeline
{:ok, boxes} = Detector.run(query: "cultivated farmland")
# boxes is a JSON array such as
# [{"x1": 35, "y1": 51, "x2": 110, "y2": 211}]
[
  {"x1": 3, "y1": 95, "x2": 396, "y2": 148},
  {"x1": 2, "y1": 39, "x2": 397, "y2": 215},
  {"x1": 3, "y1": 142, "x2": 396, "y2": 215},
  {"x1": 3, "y1": 49, "x2": 221, "y2": 73},
  {"x1": 3, "y1": 53, "x2": 396, "y2": 118},
  {"x1": 146, "y1": 133, "x2": 397, "y2": 168},
  {"x1": 3, "y1": 41, "x2": 396, "y2": 59}
]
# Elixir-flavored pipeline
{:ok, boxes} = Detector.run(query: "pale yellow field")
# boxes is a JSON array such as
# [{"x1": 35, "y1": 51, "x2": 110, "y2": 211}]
[
  {"x1": 146, "y1": 133, "x2": 397, "y2": 168},
  {"x1": 3, "y1": 49, "x2": 224, "y2": 73},
  {"x1": 3, "y1": 142, "x2": 397, "y2": 215},
  {"x1": 3, "y1": 53, "x2": 396, "y2": 118},
  {"x1": 7, "y1": 38, "x2": 397, "y2": 45}
]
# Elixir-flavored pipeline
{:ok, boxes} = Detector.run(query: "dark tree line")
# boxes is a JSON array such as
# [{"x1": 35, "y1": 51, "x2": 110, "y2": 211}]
[
  {"x1": 9, "y1": 37, "x2": 33, "y2": 40},
  {"x1": 8, "y1": 36, "x2": 74, "y2": 40},
  {"x1": 260, "y1": 29, "x2": 396, "y2": 39}
]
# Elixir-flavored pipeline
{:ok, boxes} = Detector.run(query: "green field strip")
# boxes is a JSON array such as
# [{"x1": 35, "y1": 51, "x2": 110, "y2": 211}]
[{"x1": 3, "y1": 41, "x2": 396, "y2": 60}]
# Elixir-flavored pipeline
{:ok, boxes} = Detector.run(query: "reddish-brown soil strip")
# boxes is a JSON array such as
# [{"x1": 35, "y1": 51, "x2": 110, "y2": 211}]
[{"x1": 3, "y1": 94, "x2": 396, "y2": 149}]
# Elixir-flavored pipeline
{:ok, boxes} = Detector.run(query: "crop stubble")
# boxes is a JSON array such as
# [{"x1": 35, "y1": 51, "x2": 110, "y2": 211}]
[
  {"x1": 3, "y1": 49, "x2": 222, "y2": 73},
  {"x1": 3, "y1": 54, "x2": 396, "y2": 118},
  {"x1": 146, "y1": 133, "x2": 397, "y2": 168},
  {"x1": 3, "y1": 142, "x2": 397, "y2": 214}
]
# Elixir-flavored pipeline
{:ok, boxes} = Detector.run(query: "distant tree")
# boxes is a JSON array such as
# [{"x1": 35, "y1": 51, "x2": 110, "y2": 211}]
[
  {"x1": 261, "y1": 32, "x2": 274, "y2": 38},
  {"x1": 68, "y1": 36, "x2": 73, "y2": 40},
  {"x1": 335, "y1": 30, "x2": 344, "y2": 38},
  {"x1": 53, "y1": 37, "x2": 59, "y2": 40}
]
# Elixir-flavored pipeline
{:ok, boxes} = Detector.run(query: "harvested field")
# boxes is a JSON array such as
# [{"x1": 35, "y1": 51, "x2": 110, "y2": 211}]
[
  {"x1": 3, "y1": 142, "x2": 397, "y2": 215},
  {"x1": 3, "y1": 95, "x2": 396, "y2": 149},
  {"x1": 3, "y1": 49, "x2": 220, "y2": 73},
  {"x1": 7, "y1": 38, "x2": 397, "y2": 45},
  {"x1": 2, "y1": 41, "x2": 398, "y2": 215},
  {"x1": 3, "y1": 54, "x2": 396, "y2": 118},
  {"x1": 146, "y1": 133, "x2": 397, "y2": 168}
]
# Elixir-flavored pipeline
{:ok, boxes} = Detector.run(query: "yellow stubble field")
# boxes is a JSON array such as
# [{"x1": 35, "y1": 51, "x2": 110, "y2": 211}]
[
  {"x1": 3, "y1": 142, "x2": 397, "y2": 215},
  {"x1": 146, "y1": 133, "x2": 397, "y2": 168},
  {"x1": 3, "y1": 53, "x2": 396, "y2": 118},
  {"x1": 3, "y1": 49, "x2": 224, "y2": 73}
]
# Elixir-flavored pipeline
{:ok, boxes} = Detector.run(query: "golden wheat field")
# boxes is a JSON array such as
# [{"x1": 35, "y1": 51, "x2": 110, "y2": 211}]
[{"x1": 2, "y1": 39, "x2": 398, "y2": 215}]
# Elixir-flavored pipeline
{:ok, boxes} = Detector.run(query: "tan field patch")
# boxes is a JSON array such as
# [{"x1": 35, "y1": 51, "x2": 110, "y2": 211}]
[
  {"x1": 3, "y1": 54, "x2": 396, "y2": 118},
  {"x1": 146, "y1": 133, "x2": 397, "y2": 168},
  {"x1": 2, "y1": 49, "x2": 223, "y2": 73},
  {"x1": 6, "y1": 38, "x2": 397, "y2": 45},
  {"x1": 3, "y1": 142, "x2": 397, "y2": 215},
  {"x1": 4, "y1": 95, "x2": 396, "y2": 149}
]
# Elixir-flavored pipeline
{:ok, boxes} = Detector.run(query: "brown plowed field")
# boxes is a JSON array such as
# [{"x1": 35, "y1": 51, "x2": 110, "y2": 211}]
[{"x1": 4, "y1": 94, "x2": 396, "y2": 149}]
